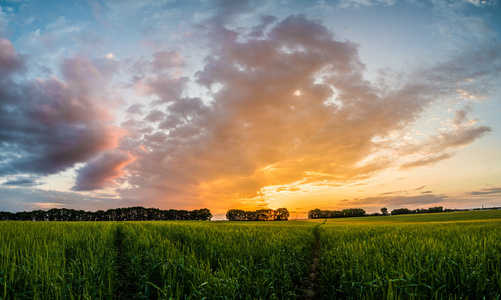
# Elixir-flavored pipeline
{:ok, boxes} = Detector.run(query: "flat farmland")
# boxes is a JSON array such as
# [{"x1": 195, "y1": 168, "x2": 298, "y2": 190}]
[
  {"x1": 318, "y1": 211, "x2": 501, "y2": 299},
  {"x1": 0, "y1": 221, "x2": 314, "y2": 299},
  {"x1": 1, "y1": 210, "x2": 500, "y2": 299}
]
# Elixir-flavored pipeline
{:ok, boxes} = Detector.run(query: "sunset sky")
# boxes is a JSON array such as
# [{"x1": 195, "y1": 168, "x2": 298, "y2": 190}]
[{"x1": 1, "y1": 0, "x2": 500, "y2": 219}]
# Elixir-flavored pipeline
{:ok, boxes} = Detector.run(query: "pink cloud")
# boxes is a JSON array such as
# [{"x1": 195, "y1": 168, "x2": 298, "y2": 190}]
[
  {"x1": 73, "y1": 151, "x2": 135, "y2": 191},
  {"x1": 0, "y1": 38, "x2": 25, "y2": 78},
  {"x1": 0, "y1": 42, "x2": 125, "y2": 176}
]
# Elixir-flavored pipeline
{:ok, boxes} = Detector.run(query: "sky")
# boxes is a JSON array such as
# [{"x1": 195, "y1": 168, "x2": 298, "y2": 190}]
[{"x1": 0, "y1": 0, "x2": 500, "y2": 219}]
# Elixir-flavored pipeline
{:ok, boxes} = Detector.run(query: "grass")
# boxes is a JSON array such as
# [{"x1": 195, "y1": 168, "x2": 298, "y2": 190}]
[
  {"x1": 0, "y1": 222, "x2": 116, "y2": 299},
  {"x1": 317, "y1": 211, "x2": 501, "y2": 299},
  {"x1": 0, "y1": 210, "x2": 500, "y2": 299},
  {"x1": 0, "y1": 221, "x2": 315, "y2": 299},
  {"x1": 319, "y1": 209, "x2": 501, "y2": 224},
  {"x1": 120, "y1": 221, "x2": 314, "y2": 299}
]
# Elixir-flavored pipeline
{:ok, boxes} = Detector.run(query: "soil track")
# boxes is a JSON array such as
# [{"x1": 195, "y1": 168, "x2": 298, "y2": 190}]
[
  {"x1": 113, "y1": 224, "x2": 137, "y2": 300},
  {"x1": 301, "y1": 221, "x2": 325, "y2": 299}
]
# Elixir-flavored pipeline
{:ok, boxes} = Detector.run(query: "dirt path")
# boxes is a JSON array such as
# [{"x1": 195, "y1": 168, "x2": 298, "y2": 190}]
[
  {"x1": 113, "y1": 224, "x2": 137, "y2": 300},
  {"x1": 301, "y1": 221, "x2": 325, "y2": 299}
]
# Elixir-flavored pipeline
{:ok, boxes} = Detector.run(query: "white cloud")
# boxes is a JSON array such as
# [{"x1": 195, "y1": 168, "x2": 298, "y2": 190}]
[
  {"x1": 339, "y1": 0, "x2": 397, "y2": 8},
  {"x1": 466, "y1": 0, "x2": 494, "y2": 7}
]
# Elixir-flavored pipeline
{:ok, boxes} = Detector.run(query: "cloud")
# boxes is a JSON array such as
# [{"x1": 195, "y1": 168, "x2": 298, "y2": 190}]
[
  {"x1": 118, "y1": 13, "x2": 496, "y2": 210},
  {"x1": 249, "y1": 14, "x2": 277, "y2": 38},
  {"x1": 143, "y1": 76, "x2": 189, "y2": 104},
  {"x1": 104, "y1": 0, "x2": 174, "y2": 19},
  {"x1": 130, "y1": 50, "x2": 184, "y2": 74},
  {"x1": 123, "y1": 15, "x2": 376, "y2": 205},
  {"x1": 400, "y1": 153, "x2": 454, "y2": 170},
  {"x1": 431, "y1": 126, "x2": 492, "y2": 150},
  {"x1": 108, "y1": 9, "x2": 501, "y2": 211},
  {"x1": 201, "y1": 0, "x2": 270, "y2": 27},
  {"x1": 0, "y1": 7, "x2": 9, "y2": 36},
  {"x1": 469, "y1": 187, "x2": 501, "y2": 195},
  {"x1": 430, "y1": 1, "x2": 500, "y2": 53},
  {"x1": 130, "y1": 50, "x2": 188, "y2": 104},
  {"x1": 151, "y1": 51, "x2": 184, "y2": 70},
  {"x1": 0, "y1": 42, "x2": 124, "y2": 178},
  {"x1": 126, "y1": 104, "x2": 144, "y2": 114},
  {"x1": 466, "y1": 0, "x2": 494, "y2": 7},
  {"x1": 0, "y1": 38, "x2": 25, "y2": 78},
  {"x1": 396, "y1": 104, "x2": 492, "y2": 170},
  {"x1": 45, "y1": 16, "x2": 83, "y2": 36},
  {"x1": 352, "y1": 194, "x2": 447, "y2": 208},
  {"x1": 0, "y1": 186, "x2": 127, "y2": 212},
  {"x1": 453, "y1": 106, "x2": 472, "y2": 125},
  {"x1": 2, "y1": 177, "x2": 43, "y2": 187},
  {"x1": 72, "y1": 151, "x2": 135, "y2": 191},
  {"x1": 15, "y1": 14, "x2": 89, "y2": 57},
  {"x1": 399, "y1": 123, "x2": 492, "y2": 156},
  {"x1": 339, "y1": 0, "x2": 397, "y2": 8},
  {"x1": 144, "y1": 109, "x2": 165, "y2": 122}
]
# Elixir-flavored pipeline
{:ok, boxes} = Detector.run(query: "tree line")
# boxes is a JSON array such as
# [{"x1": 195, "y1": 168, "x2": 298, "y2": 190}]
[
  {"x1": 390, "y1": 206, "x2": 445, "y2": 215},
  {"x1": 308, "y1": 206, "x2": 455, "y2": 219},
  {"x1": 0, "y1": 207, "x2": 212, "y2": 221},
  {"x1": 308, "y1": 208, "x2": 366, "y2": 219},
  {"x1": 226, "y1": 208, "x2": 290, "y2": 221}
]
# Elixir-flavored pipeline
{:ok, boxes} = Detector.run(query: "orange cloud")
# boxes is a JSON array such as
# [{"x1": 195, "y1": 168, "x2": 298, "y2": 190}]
[{"x1": 116, "y1": 15, "x2": 495, "y2": 213}]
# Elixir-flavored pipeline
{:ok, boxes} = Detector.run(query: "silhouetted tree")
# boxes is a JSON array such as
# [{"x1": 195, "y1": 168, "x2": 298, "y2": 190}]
[
  {"x1": 308, "y1": 208, "x2": 366, "y2": 219},
  {"x1": 274, "y1": 208, "x2": 290, "y2": 220},
  {"x1": 308, "y1": 208, "x2": 323, "y2": 219},
  {"x1": 226, "y1": 209, "x2": 246, "y2": 221},
  {"x1": 0, "y1": 207, "x2": 213, "y2": 221},
  {"x1": 226, "y1": 208, "x2": 290, "y2": 221},
  {"x1": 391, "y1": 208, "x2": 414, "y2": 215},
  {"x1": 381, "y1": 207, "x2": 388, "y2": 216},
  {"x1": 428, "y1": 206, "x2": 444, "y2": 213}
]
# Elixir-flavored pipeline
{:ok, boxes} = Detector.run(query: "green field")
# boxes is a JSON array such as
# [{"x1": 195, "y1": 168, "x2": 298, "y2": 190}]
[
  {"x1": 1, "y1": 210, "x2": 500, "y2": 299},
  {"x1": 319, "y1": 211, "x2": 501, "y2": 299}
]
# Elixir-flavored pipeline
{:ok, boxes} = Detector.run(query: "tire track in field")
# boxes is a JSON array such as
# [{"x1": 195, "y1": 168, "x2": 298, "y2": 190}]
[{"x1": 301, "y1": 220, "x2": 325, "y2": 300}]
